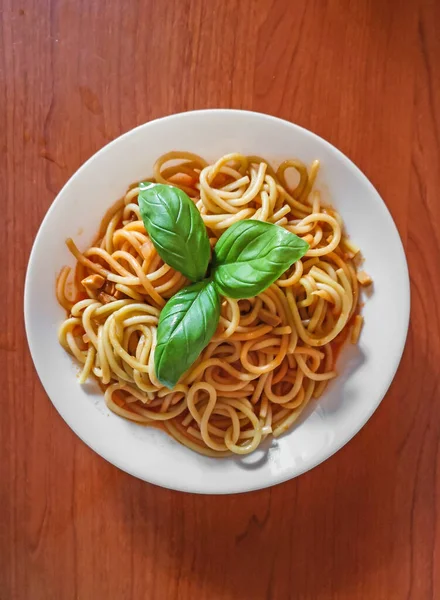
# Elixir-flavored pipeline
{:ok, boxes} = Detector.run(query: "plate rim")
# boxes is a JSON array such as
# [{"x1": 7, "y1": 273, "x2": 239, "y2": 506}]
[{"x1": 24, "y1": 109, "x2": 411, "y2": 494}]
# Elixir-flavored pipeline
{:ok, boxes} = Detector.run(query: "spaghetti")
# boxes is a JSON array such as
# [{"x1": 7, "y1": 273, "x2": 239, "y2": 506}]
[{"x1": 57, "y1": 152, "x2": 370, "y2": 457}]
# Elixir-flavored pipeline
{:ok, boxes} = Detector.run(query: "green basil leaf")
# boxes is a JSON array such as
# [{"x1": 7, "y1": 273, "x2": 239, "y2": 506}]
[
  {"x1": 212, "y1": 220, "x2": 309, "y2": 299},
  {"x1": 138, "y1": 182, "x2": 210, "y2": 281},
  {"x1": 154, "y1": 280, "x2": 220, "y2": 389}
]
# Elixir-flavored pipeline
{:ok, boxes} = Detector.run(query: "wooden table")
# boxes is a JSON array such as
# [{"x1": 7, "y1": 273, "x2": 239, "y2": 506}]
[{"x1": 1, "y1": 1, "x2": 439, "y2": 598}]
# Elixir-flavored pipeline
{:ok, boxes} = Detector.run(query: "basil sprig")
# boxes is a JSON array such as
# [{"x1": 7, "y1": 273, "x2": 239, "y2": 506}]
[
  {"x1": 139, "y1": 183, "x2": 309, "y2": 388},
  {"x1": 138, "y1": 182, "x2": 210, "y2": 281},
  {"x1": 155, "y1": 281, "x2": 220, "y2": 389},
  {"x1": 212, "y1": 220, "x2": 309, "y2": 299}
]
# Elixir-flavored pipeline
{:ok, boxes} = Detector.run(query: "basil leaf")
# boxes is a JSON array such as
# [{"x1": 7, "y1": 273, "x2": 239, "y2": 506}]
[
  {"x1": 212, "y1": 220, "x2": 309, "y2": 299},
  {"x1": 138, "y1": 182, "x2": 210, "y2": 282},
  {"x1": 155, "y1": 280, "x2": 220, "y2": 389}
]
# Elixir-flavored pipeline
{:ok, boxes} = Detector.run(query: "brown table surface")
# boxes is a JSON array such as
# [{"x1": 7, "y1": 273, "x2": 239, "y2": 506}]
[{"x1": 1, "y1": 1, "x2": 440, "y2": 599}]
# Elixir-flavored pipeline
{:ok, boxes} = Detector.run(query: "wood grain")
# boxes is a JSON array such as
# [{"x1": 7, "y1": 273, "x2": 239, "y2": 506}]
[{"x1": 1, "y1": 0, "x2": 439, "y2": 598}]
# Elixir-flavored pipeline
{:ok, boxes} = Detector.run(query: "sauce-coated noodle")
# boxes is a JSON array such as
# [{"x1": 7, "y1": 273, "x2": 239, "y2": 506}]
[{"x1": 57, "y1": 152, "x2": 370, "y2": 457}]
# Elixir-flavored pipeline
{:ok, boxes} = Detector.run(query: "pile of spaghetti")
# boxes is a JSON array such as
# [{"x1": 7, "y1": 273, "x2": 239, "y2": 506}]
[{"x1": 57, "y1": 152, "x2": 371, "y2": 457}]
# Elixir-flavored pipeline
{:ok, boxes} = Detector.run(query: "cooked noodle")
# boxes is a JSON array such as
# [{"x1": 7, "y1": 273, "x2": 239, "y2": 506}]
[{"x1": 57, "y1": 152, "x2": 370, "y2": 457}]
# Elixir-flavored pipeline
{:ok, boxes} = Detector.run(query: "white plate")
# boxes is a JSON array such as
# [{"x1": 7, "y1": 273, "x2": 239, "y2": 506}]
[{"x1": 25, "y1": 110, "x2": 410, "y2": 494}]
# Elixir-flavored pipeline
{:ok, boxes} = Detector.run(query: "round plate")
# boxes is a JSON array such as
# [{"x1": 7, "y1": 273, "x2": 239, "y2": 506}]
[{"x1": 25, "y1": 110, "x2": 410, "y2": 494}]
